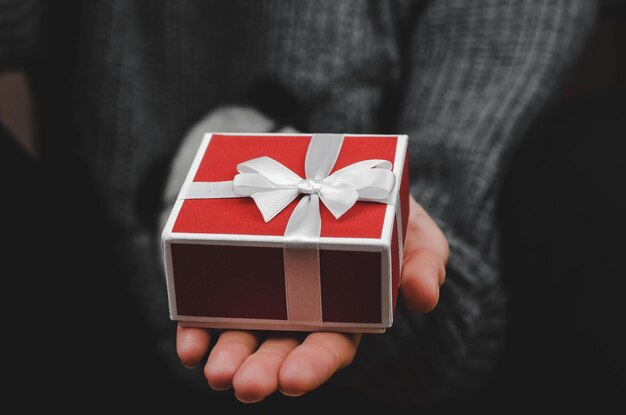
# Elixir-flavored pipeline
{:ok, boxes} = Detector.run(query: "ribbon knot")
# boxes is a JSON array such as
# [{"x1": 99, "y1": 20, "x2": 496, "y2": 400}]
[{"x1": 298, "y1": 179, "x2": 322, "y2": 195}]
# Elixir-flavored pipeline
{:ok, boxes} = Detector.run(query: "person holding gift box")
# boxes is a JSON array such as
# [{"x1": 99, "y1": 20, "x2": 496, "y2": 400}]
[{"x1": 1, "y1": 0, "x2": 609, "y2": 412}]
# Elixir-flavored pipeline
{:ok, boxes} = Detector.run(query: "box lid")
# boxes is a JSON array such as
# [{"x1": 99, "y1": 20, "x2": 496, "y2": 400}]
[{"x1": 171, "y1": 134, "x2": 401, "y2": 240}]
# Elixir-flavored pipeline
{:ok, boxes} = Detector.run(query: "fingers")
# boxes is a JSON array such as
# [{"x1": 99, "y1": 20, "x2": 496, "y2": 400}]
[
  {"x1": 176, "y1": 325, "x2": 211, "y2": 368},
  {"x1": 401, "y1": 249, "x2": 445, "y2": 312},
  {"x1": 202, "y1": 331, "x2": 360, "y2": 403},
  {"x1": 404, "y1": 195, "x2": 449, "y2": 263},
  {"x1": 204, "y1": 331, "x2": 260, "y2": 391},
  {"x1": 232, "y1": 335, "x2": 300, "y2": 403},
  {"x1": 278, "y1": 332, "x2": 361, "y2": 397},
  {"x1": 401, "y1": 195, "x2": 449, "y2": 312}
]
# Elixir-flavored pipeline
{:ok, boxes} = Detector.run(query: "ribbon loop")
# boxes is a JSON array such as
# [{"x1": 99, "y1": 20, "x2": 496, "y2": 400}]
[{"x1": 237, "y1": 156, "x2": 302, "y2": 186}]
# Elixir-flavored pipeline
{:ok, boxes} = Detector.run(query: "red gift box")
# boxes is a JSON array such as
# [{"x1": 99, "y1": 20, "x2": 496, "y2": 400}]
[{"x1": 162, "y1": 133, "x2": 409, "y2": 333}]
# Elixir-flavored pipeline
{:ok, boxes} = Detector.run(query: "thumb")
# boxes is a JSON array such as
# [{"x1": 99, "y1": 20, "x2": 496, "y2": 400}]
[{"x1": 400, "y1": 196, "x2": 449, "y2": 312}]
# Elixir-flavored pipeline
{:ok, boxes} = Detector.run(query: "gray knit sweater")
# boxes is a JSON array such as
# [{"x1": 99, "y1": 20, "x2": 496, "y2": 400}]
[{"x1": 1, "y1": 0, "x2": 595, "y2": 407}]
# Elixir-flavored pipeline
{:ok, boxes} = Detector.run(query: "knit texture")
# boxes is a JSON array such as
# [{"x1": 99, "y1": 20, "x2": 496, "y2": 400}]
[
  {"x1": 0, "y1": 0, "x2": 40, "y2": 69},
  {"x1": 1, "y1": 0, "x2": 596, "y2": 408}
]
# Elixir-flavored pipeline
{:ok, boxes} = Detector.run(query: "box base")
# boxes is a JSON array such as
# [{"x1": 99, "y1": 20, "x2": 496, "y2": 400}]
[{"x1": 178, "y1": 319, "x2": 387, "y2": 334}]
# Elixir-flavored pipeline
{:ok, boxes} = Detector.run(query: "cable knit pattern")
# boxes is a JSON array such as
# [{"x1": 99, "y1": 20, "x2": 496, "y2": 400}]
[{"x1": 0, "y1": 0, "x2": 596, "y2": 407}]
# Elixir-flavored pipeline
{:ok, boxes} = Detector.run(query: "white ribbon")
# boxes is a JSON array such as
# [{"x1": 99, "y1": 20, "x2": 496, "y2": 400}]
[{"x1": 183, "y1": 134, "x2": 396, "y2": 243}]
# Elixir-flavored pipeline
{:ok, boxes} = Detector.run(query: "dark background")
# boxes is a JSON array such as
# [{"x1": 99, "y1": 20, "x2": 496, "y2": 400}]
[
  {"x1": 1, "y1": 0, "x2": 624, "y2": 412},
  {"x1": 485, "y1": 1, "x2": 626, "y2": 412}
]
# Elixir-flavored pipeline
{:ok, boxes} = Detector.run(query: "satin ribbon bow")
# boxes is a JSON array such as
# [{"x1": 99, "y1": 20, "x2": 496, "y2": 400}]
[{"x1": 231, "y1": 134, "x2": 396, "y2": 244}]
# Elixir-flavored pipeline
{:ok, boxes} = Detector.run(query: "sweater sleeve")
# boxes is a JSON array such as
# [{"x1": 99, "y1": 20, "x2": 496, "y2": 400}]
[
  {"x1": 0, "y1": 0, "x2": 42, "y2": 70},
  {"x1": 330, "y1": 0, "x2": 596, "y2": 407}
]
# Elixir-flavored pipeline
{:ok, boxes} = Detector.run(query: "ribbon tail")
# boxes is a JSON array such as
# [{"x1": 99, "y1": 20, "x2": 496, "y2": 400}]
[
  {"x1": 284, "y1": 194, "x2": 321, "y2": 247},
  {"x1": 319, "y1": 189, "x2": 359, "y2": 219},
  {"x1": 251, "y1": 189, "x2": 299, "y2": 222}
]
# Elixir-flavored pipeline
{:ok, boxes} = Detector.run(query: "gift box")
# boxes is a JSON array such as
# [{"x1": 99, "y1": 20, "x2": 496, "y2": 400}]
[{"x1": 161, "y1": 133, "x2": 409, "y2": 333}]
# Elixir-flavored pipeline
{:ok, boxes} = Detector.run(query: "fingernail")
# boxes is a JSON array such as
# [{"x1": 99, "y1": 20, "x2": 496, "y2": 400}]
[
  {"x1": 234, "y1": 392, "x2": 265, "y2": 404},
  {"x1": 278, "y1": 387, "x2": 305, "y2": 398},
  {"x1": 182, "y1": 362, "x2": 197, "y2": 369},
  {"x1": 208, "y1": 381, "x2": 230, "y2": 391}
]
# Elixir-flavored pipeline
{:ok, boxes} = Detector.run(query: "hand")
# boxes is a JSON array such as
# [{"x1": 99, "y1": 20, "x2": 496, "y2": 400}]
[{"x1": 176, "y1": 194, "x2": 448, "y2": 403}]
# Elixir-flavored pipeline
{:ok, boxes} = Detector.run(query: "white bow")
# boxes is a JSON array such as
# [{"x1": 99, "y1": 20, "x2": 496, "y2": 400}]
[
  {"x1": 233, "y1": 157, "x2": 394, "y2": 222},
  {"x1": 233, "y1": 135, "x2": 395, "y2": 245}
]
